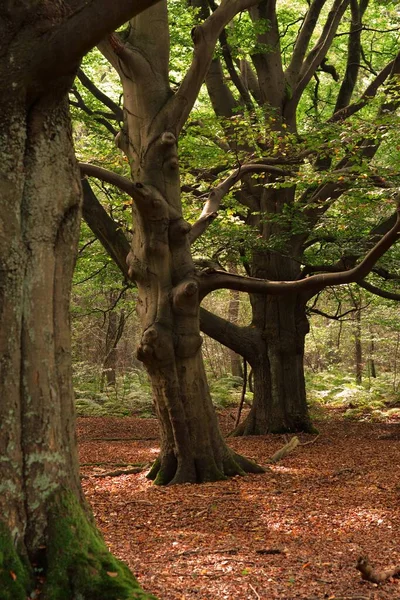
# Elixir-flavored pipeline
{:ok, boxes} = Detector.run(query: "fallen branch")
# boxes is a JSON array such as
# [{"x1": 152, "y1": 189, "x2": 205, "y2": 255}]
[
  {"x1": 81, "y1": 466, "x2": 145, "y2": 479},
  {"x1": 268, "y1": 436, "x2": 300, "y2": 464},
  {"x1": 84, "y1": 436, "x2": 158, "y2": 441},
  {"x1": 356, "y1": 556, "x2": 400, "y2": 584},
  {"x1": 299, "y1": 433, "x2": 321, "y2": 446}
]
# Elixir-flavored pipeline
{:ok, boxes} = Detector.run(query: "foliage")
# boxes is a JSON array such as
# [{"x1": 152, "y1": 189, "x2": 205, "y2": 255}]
[
  {"x1": 74, "y1": 364, "x2": 154, "y2": 418},
  {"x1": 306, "y1": 369, "x2": 400, "y2": 422}
]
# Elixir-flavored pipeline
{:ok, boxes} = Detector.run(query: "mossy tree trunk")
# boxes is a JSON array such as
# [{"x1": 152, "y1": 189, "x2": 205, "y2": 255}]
[{"x1": 0, "y1": 1, "x2": 162, "y2": 598}]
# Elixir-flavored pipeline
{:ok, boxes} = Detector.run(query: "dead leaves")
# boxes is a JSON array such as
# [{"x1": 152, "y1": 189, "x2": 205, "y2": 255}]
[{"x1": 77, "y1": 416, "x2": 400, "y2": 599}]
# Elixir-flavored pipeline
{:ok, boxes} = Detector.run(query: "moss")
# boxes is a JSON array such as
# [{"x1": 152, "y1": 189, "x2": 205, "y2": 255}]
[
  {"x1": 0, "y1": 522, "x2": 31, "y2": 600},
  {"x1": 43, "y1": 490, "x2": 157, "y2": 600}
]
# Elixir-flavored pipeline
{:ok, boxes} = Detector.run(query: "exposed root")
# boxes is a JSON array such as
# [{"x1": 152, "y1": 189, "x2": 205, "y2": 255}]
[
  {"x1": 356, "y1": 555, "x2": 400, "y2": 584},
  {"x1": 147, "y1": 449, "x2": 265, "y2": 485}
]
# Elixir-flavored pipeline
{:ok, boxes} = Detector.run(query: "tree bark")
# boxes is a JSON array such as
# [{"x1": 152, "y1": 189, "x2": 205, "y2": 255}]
[
  {"x1": 95, "y1": 2, "x2": 264, "y2": 484},
  {"x1": 234, "y1": 294, "x2": 314, "y2": 435},
  {"x1": 0, "y1": 1, "x2": 161, "y2": 598}
]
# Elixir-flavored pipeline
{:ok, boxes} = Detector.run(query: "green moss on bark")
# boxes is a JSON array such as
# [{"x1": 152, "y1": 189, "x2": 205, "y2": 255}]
[
  {"x1": 0, "y1": 522, "x2": 31, "y2": 600},
  {"x1": 43, "y1": 490, "x2": 157, "y2": 600}
]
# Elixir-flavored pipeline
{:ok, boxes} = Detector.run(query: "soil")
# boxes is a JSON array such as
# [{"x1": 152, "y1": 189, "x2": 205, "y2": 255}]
[{"x1": 77, "y1": 412, "x2": 400, "y2": 599}]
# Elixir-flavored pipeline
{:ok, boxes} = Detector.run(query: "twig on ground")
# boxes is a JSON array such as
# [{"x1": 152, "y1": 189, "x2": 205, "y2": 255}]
[{"x1": 249, "y1": 583, "x2": 260, "y2": 599}]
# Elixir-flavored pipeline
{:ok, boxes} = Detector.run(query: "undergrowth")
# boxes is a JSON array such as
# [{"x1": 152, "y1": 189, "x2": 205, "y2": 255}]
[{"x1": 306, "y1": 369, "x2": 400, "y2": 422}]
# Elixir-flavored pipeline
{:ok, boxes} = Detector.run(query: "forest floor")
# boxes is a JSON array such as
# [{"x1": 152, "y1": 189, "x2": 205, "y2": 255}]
[{"x1": 77, "y1": 411, "x2": 400, "y2": 600}]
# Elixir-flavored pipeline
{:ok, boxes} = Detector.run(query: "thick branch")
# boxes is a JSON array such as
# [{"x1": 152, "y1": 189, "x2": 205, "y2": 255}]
[
  {"x1": 80, "y1": 163, "x2": 136, "y2": 197},
  {"x1": 77, "y1": 69, "x2": 124, "y2": 121},
  {"x1": 167, "y1": 0, "x2": 260, "y2": 133},
  {"x1": 330, "y1": 57, "x2": 395, "y2": 123},
  {"x1": 199, "y1": 308, "x2": 260, "y2": 363},
  {"x1": 81, "y1": 179, "x2": 131, "y2": 281},
  {"x1": 199, "y1": 202, "x2": 400, "y2": 298},
  {"x1": 285, "y1": 0, "x2": 327, "y2": 87},
  {"x1": 358, "y1": 280, "x2": 400, "y2": 301},
  {"x1": 334, "y1": 0, "x2": 369, "y2": 112},
  {"x1": 35, "y1": 0, "x2": 162, "y2": 84},
  {"x1": 285, "y1": 0, "x2": 350, "y2": 117},
  {"x1": 189, "y1": 163, "x2": 293, "y2": 243}
]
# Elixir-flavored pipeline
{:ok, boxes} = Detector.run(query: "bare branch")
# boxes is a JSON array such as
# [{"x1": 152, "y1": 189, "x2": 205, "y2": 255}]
[
  {"x1": 81, "y1": 179, "x2": 131, "y2": 281},
  {"x1": 80, "y1": 163, "x2": 136, "y2": 197},
  {"x1": 334, "y1": 0, "x2": 369, "y2": 112},
  {"x1": 198, "y1": 201, "x2": 400, "y2": 298},
  {"x1": 189, "y1": 163, "x2": 293, "y2": 243},
  {"x1": 77, "y1": 69, "x2": 123, "y2": 121},
  {"x1": 330, "y1": 57, "x2": 395, "y2": 123},
  {"x1": 285, "y1": 0, "x2": 350, "y2": 118}
]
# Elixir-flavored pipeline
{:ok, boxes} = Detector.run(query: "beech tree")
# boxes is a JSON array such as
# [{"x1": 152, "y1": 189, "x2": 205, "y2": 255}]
[
  {"x1": 190, "y1": 0, "x2": 400, "y2": 434},
  {"x1": 79, "y1": 0, "x2": 400, "y2": 484},
  {"x1": 0, "y1": 1, "x2": 163, "y2": 598}
]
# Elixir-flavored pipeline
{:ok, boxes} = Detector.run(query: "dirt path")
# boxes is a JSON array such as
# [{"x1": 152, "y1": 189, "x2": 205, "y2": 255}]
[{"x1": 77, "y1": 415, "x2": 400, "y2": 599}]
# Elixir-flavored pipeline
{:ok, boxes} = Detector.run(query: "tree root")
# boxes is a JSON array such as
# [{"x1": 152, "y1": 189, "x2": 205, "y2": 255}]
[
  {"x1": 356, "y1": 555, "x2": 400, "y2": 584},
  {"x1": 147, "y1": 449, "x2": 265, "y2": 485}
]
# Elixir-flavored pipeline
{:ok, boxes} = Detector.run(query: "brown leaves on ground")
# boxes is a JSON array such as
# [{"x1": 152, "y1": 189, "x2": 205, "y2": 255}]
[{"x1": 77, "y1": 414, "x2": 400, "y2": 600}]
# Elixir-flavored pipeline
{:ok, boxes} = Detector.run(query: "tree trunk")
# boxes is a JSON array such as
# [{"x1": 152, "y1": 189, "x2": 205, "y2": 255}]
[
  {"x1": 234, "y1": 294, "x2": 314, "y2": 435},
  {"x1": 228, "y1": 286, "x2": 243, "y2": 378},
  {"x1": 126, "y1": 135, "x2": 263, "y2": 485},
  {"x1": 0, "y1": 86, "x2": 154, "y2": 600},
  {"x1": 354, "y1": 307, "x2": 363, "y2": 384},
  {"x1": 99, "y1": 2, "x2": 265, "y2": 484},
  {"x1": 101, "y1": 298, "x2": 125, "y2": 390}
]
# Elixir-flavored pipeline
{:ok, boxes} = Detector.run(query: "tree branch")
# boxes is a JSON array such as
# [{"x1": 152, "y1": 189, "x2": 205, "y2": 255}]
[
  {"x1": 189, "y1": 163, "x2": 293, "y2": 243},
  {"x1": 81, "y1": 179, "x2": 131, "y2": 281},
  {"x1": 330, "y1": 57, "x2": 396, "y2": 123},
  {"x1": 36, "y1": 0, "x2": 162, "y2": 83},
  {"x1": 77, "y1": 69, "x2": 124, "y2": 121},
  {"x1": 198, "y1": 201, "x2": 400, "y2": 298},
  {"x1": 358, "y1": 280, "x2": 400, "y2": 301},
  {"x1": 285, "y1": 0, "x2": 327, "y2": 88},
  {"x1": 285, "y1": 0, "x2": 350, "y2": 118},
  {"x1": 199, "y1": 307, "x2": 260, "y2": 363},
  {"x1": 166, "y1": 0, "x2": 260, "y2": 134},
  {"x1": 80, "y1": 163, "x2": 136, "y2": 197}
]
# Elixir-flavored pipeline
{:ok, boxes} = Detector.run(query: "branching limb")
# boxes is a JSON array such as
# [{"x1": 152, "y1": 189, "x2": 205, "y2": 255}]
[
  {"x1": 285, "y1": 0, "x2": 327, "y2": 87},
  {"x1": 198, "y1": 201, "x2": 400, "y2": 298},
  {"x1": 167, "y1": 0, "x2": 260, "y2": 134},
  {"x1": 80, "y1": 162, "x2": 136, "y2": 196},
  {"x1": 199, "y1": 307, "x2": 260, "y2": 363},
  {"x1": 330, "y1": 57, "x2": 396, "y2": 123},
  {"x1": 334, "y1": 0, "x2": 369, "y2": 112},
  {"x1": 189, "y1": 163, "x2": 293, "y2": 243},
  {"x1": 34, "y1": 0, "x2": 162, "y2": 84},
  {"x1": 285, "y1": 0, "x2": 350, "y2": 118},
  {"x1": 77, "y1": 69, "x2": 124, "y2": 121},
  {"x1": 358, "y1": 280, "x2": 400, "y2": 301},
  {"x1": 81, "y1": 179, "x2": 131, "y2": 281}
]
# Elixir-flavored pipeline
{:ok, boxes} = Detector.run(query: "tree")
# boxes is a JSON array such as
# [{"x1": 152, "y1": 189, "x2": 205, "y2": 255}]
[
  {"x1": 183, "y1": 0, "x2": 400, "y2": 434},
  {"x1": 0, "y1": 1, "x2": 162, "y2": 598},
  {"x1": 79, "y1": 0, "x2": 399, "y2": 484}
]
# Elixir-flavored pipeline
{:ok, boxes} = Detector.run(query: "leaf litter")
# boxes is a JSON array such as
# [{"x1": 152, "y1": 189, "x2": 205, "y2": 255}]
[{"x1": 77, "y1": 414, "x2": 400, "y2": 599}]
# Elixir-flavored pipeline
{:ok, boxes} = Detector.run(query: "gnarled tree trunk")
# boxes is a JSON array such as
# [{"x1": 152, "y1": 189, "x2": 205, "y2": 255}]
[{"x1": 96, "y1": 3, "x2": 264, "y2": 485}]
